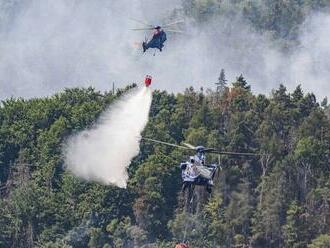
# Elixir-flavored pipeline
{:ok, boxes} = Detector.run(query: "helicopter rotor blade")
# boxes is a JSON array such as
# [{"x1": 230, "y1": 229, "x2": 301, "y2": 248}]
[
  {"x1": 208, "y1": 150, "x2": 268, "y2": 156},
  {"x1": 166, "y1": 29, "x2": 185, "y2": 34},
  {"x1": 142, "y1": 138, "x2": 193, "y2": 150},
  {"x1": 203, "y1": 148, "x2": 217, "y2": 153},
  {"x1": 129, "y1": 18, "x2": 154, "y2": 28},
  {"x1": 131, "y1": 28, "x2": 155, "y2": 31},
  {"x1": 143, "y1": 138, "x2": 269, "y2": 156},
  {"x1": 182, "y1": 143, "x2": 196, "y2": 149},
  {"x1": 162, "y1": 20, "x2": 185, "y2": 27}
]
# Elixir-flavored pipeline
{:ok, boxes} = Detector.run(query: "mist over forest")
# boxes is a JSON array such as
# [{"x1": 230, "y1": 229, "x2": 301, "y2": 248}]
[
  {"x1": 0, "y1": 0, "x2": 330, "y2": 99},
  {"x1": 0, "y1": 1, "x2": 330, "y2": 248}
]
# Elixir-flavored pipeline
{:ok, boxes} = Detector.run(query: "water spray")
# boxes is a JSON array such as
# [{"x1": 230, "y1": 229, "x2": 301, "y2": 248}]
[{"x1": 64, "y1": 85, "x2": 152, "y2": 188}]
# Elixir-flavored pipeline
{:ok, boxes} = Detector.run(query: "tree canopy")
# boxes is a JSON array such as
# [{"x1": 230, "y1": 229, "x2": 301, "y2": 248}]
[{"x1": 0, "y1": 78, "x2": 329, "y2": 247}]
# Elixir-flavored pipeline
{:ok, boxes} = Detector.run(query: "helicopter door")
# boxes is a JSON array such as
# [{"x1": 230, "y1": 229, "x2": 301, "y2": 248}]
[{"x1": 196, "y1": 166, "x2": 213, "y2": 180}]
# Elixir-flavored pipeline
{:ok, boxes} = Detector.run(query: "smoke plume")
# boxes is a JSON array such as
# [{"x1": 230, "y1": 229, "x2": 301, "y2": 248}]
[
  {"x1": 0, "y1": 0, "x2": 329, "y2": 99},
  {"x1": 64, "y1": 86, "x2": 152, "y2": 187}
]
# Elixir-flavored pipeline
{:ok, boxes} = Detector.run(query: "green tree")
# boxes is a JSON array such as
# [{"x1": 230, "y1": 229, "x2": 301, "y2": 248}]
[{"x1": 308, "y1": 235, "x2": 330, "y2": 248}]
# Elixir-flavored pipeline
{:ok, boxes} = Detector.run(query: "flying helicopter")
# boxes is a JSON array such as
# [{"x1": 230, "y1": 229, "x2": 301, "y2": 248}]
[
  {"x1": 142, "y1": 138, "x2": 265, "y2": 194},
  {"x1": 130, "y1": 18, "x2": 184, "y2": 53}
]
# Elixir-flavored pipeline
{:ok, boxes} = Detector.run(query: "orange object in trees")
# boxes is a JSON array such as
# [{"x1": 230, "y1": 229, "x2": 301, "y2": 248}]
[{"x1": 175, "y1": 243, "x2": 189, "y2": 248}]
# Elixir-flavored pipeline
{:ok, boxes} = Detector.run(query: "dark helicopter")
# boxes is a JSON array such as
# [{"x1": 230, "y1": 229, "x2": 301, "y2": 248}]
[
  {"x1": 142, "y1": 26, "x2": 167, "y2": 52},
  {"x1": 130, "y1": 18, "x2": 184, "y2": 53},
  {"x1": 142, "y1": 138, "x2": 265, "y2": 194}
]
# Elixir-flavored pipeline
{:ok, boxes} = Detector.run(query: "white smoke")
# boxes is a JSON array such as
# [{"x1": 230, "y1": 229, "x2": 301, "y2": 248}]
[
  {"x1": 288, "y1": 13, "x2": 330, "y2": 96},
  {"x1": 64, "y1": 86, "x2": 152, "y2": 187},
  {"x1": 0, "y1": 0, "x2": 329, "y2": 100}
]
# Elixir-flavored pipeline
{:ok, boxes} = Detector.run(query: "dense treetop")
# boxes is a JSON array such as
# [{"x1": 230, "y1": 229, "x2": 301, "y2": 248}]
[{"x1": 0, "y1": 78, "x2": 329, "y2": 247}]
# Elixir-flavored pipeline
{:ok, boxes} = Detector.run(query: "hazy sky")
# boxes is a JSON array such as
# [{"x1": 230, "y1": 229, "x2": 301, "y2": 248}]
[{"x1": 0, "y1": 0, "x2": 329, "y2": 100}]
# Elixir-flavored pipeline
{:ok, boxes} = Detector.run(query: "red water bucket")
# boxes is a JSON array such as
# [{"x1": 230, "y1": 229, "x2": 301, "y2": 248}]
[{"x1": 144, "y1": 75, "x2": 152, "y2": 87}]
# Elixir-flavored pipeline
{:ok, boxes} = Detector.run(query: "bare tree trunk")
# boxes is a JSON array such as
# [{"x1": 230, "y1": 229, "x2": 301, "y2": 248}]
[
  {"x1": 26, "y1": 221, "x2": 34, "y2": 248},
  {"x1": 259, "y1": 155, "x2": 274, "y2": 207}
]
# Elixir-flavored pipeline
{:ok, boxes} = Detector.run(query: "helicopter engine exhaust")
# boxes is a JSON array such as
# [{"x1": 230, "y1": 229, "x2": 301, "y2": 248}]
[{"x1": 63, "y1": 86, "x2": 152, "y2": 188}]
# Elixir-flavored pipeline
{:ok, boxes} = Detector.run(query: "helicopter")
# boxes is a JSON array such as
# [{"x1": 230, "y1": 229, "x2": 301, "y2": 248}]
[
  {"x1": 130, "y1": 18, "x2": 184, "y2": 53},
  {"x1": 142, "y1": 138, "x2": 265, "y2": 194}
]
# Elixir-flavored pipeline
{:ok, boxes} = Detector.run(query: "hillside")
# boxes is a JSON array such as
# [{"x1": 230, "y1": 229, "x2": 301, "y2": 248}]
[{"x1": 0, "y1": 78, "x2": 329, "y2": 247}]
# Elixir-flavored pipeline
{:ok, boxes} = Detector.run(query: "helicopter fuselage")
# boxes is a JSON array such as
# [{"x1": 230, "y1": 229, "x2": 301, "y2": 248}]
[
  {"x1": 180, "y1": 160, "x2": 218, "y2": 187},
  {"x1": 143, "y1": 30, "x2": 167, "y2": 52}
]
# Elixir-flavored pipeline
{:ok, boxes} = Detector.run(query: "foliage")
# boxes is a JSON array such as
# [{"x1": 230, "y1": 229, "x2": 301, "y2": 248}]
[
  {"x1": 0, "y1": 79, "x2": 329, "y2": 247},
  {"x1": 308, "y1": 235, "x2": 330, "y2": 248}
]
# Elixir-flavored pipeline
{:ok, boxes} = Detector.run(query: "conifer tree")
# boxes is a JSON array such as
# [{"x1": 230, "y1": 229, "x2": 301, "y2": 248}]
[{"x1": 215, "y1": 69, "x2": 227, "y2": 94}]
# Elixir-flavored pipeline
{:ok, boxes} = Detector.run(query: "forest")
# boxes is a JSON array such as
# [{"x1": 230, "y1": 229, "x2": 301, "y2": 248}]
[
  {"x1": 0, "y1": 76, "x2": 329, "y2": 247},
  {"x1": 1, "y1": 0, "x2": 330, "y2": 247}
]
